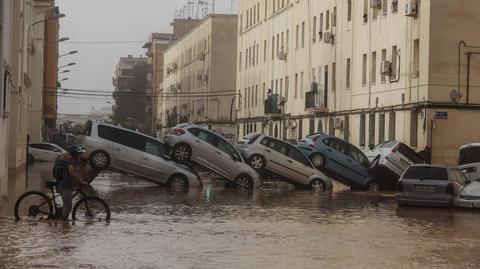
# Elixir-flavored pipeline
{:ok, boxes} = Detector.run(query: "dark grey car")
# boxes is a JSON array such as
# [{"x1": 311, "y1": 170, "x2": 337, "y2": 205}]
[{"x1": 395, "y1": 165, "x2": 467, "y2": 207}]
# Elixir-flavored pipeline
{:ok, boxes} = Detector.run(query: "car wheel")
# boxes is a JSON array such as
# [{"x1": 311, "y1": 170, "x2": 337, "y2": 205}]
[
  {"x1": 89, "y1": 150, "x2": 111, "y2": 170},
  {"x1": 172, "y1": 143, "x2": 192, "y2": 162},
  {"x1": 310, "y1": 179, "x2": 327, "y2": 192},
  {"x1": 27, "y1": 154, "x2": 35, "y2": 166},
  {"x1": 168, "y1": 174, "x2": 189, "y2": 191},
  {"x1": 310, "y1": 153, "x2": 325, "y2": 169},
  {"x1": 234, "y1": 175, "x2": 254, "y2": 190},
  {"x1": 249, "y1": 155, "x2": 265, "y2": 170},
  {"x1": 367, "y1": 181, "x2": 381, "y2": 192}
]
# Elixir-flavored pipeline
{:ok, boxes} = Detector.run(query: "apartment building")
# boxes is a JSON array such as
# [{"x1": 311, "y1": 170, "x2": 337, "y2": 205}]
[
  {"x1": 237, "y1": 0, "x2": 480, "y2": 164},
  {"x1": 162, "y1": 14, "x2": 238, "y2": 136}
]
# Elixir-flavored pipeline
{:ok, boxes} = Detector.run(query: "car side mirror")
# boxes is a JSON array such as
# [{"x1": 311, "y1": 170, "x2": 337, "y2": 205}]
[{"x1": 368, "y1": 144, "x2": 375, "y2": 150}]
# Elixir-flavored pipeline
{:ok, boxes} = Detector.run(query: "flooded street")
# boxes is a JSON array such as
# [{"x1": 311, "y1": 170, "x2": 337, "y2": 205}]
[{"x1": 1, "y1": 164, "x2": 480, "y2": 269}]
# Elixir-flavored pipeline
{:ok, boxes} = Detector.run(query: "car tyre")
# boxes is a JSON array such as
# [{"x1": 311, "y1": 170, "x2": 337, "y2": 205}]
[
  {"x1": 171, "y1": 143, "x2": 192, "y2": 163},
  {"x1": 168, "y1": 174, "x2": 189, "y2": 191},
  {"x1": 310, "y1": 153, "x2": 325, "y2": 169},
  {"x1": 89, "y1": 150, "x2": 111, "y2": 170},
  {"x1": 310, "y1": 179, "x2": 327, "y2": 192},
  {"x1": 234, "y1": 174, "x2": 254, "y2": 190},
  {"x1": 367, "y1": 181, "x2": 381, "y2": 192},
  {"x1": 249, "y1": 155, "x2": 266, "y2": 171}
]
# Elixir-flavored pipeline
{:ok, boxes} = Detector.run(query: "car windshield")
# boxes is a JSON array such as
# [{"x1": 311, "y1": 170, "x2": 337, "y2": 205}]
[{"x1": 403, "y1": 166, "x2": 448, "y2": 181}]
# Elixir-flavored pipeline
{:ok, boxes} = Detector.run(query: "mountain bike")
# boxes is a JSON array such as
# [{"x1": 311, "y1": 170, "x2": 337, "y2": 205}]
[{"x1": 14, "y1": 180, "x2": 110, "y2": 222}]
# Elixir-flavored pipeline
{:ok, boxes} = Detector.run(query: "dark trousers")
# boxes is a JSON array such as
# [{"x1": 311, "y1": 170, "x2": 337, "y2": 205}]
[{"x1": 57, "y1": 185, "x2": 73, "y2": 220}]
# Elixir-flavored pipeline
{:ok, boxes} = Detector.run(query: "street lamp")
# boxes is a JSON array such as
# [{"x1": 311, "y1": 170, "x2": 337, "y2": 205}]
[
  {"x1": 58, "y1": 78, "x2": 69, "y2": 82},
  {"x1": 57, "y1": 62, "x2": 76, "y2": 70},
  {"x1": 31, "y1": 13, "x2": 65, "y2": 27},
  {"x1": 58, "y1": 69, "x2": 70, "y2": 74},
  {"x1": 59, "y1": 50, "x2": 78, "y2": 58},
  {"x1": 57, "y1": 37, "x2": 70, "y2": 42}
]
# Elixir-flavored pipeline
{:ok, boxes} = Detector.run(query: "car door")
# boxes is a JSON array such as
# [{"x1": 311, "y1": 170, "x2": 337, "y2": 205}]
[
  {"x1": 344, "y1": 144, "x2": 371, "y2": 186},
  {"x1": 260, "y1": 137, "x2": 289, "y2": 175},
  {"x1": 105, "y1": 126, "x2": 146, "y2": 174},
  {"x1": 283, "y1": 143, "x2": 315, "y2": 185},
  {"x1": 190, "y1": 129, "x2": 221, "y2": 172},
  {"x1": 210, "y1": 136, "x2": 242, "y2": 180},
  {"x1": 321, "y1": 138, "x2": 350, "y2": 179},
  {"x1": 140, "y1": 138, "x2": 169, "y2": 183}
]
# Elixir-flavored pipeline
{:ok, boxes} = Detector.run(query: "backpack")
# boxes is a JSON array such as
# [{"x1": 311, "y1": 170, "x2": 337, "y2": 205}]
[{"x1": 52, "y1": 159, "x2": 66, "y2": 181}]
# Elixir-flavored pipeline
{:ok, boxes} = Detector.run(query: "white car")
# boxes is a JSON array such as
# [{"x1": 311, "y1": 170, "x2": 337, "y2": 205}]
[
  {"x1": 75, "y1": 120, "x2": 202, "y2": 189},
  {"x1": 28, "y1": 143, "x2": 66, "y2": 162},
  {"x1": 366, "y1": 141, "x2": 424, "y2": 178},
  {"x1": 458, "y1": 143, "x2": 480, "y2": 182},
  {"x1": 454, "y1": 180, "x2": 480, "y2": 208}
]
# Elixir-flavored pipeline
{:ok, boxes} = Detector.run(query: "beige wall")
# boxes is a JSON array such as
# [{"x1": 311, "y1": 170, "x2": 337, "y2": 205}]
[
  {"x1": 162, "y1": 14, "x2": 238, "y2": 132},
  {"x1": 237, "y1": 0, "x2": 480, "y2": 164}
]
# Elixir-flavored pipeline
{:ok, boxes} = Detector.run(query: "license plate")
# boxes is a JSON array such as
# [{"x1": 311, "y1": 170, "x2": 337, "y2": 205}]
[{"x1": 414, "y1": 185, "x2": 435, "y2": 192}]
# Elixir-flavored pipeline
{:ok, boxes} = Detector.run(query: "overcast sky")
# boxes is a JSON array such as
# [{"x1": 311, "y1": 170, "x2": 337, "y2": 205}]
[{"x1": 57, "y1": 0, "x2": 236, "y2": 115}]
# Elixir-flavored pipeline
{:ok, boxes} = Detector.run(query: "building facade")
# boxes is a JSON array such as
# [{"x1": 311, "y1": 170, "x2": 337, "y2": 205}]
[
  {"x1": 162, "y1": 14, "x2": 238, "y2": 136},
  {"x1": 237, "y1": 0, "x2": 480, "y2": 164}
]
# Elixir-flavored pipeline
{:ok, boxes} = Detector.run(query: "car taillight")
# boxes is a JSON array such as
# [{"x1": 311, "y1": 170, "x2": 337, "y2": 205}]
[
  {"x1": 248, "y1": 134, "x2": 261, "y2": 144},
  {"x1": 396, "y1": 181, "x2": 404, "y2": 192},
  {"x1": 446, "y1": 183, "x2": 454, "y2": 194},
  {"x1": 174, "y1": 128, "x2": 185, "y2": 136}
]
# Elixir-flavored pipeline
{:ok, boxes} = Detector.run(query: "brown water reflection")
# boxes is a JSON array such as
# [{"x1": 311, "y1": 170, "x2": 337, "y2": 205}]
[{"x1": 1, "y1": 164, "x2": 480, "y2": 269}]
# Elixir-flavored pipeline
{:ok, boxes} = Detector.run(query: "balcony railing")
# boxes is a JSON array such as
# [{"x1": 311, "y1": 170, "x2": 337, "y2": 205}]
[
  {"x1": 305, "y1": 90, "x2": 326, "y2": 112},
  {"x1": 264, "y1": 94, "x2": 282, "y2": 114}
]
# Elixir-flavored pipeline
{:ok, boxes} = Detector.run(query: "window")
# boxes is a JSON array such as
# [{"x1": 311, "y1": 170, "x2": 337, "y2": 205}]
[
  {"x1": 324, "y1": 138, "x2": 346, "y2": 154},
  {"x1": 319, "y1": 13, "x2": 324, "y2": 40},
  {"x1": 145, "y1": 139, "x2": 166, "y2": 157},
  {"x1": 381, "y1": 49, "x2": 387, "y2": 83},
  {"x1": 285, "y1": 76, "x2": 289, "y2": 100},
  {"x1": 362, "y1": 53, "x2": 367, "y2": 86},
  {"x1": 265, "y1": 0, "x2": 268, "y2": 18},
  {"x1": 344, "y1": 115, "x2": 350, "y2": 141},
  {"x1": 346, "y1": 58, "x2": 351, "y2": 89},
  {"x1": 459, "y1": 147, "x2": 480, "y2": 165},
  {"x1": 391, "y1": 45, "x2": 398, "y2": 80},
  {"x1": 360, "y1": 113, "x2": 366, "y2": 147},
  {"x1": 300, "y1": 72, "x2": 304, "y2": 97},
  {"x1": 371, "y1": 51, "x2": 377, "y2": 84},
  {"x1": 256, "y1": 43, "x2": 259, "y2": 64},
  {"x1": 363, "y1": 0, "x2": 368, "y2": 22},
  {"x1": 218, "y1": 138, "x2": 239, "y2": 159},
  {"x1": 382, "y1": 0, "x2": 388, "y2": 15},
  {"x1": 369, "y1": 113, "x2": 375, "y2": 146},
  {"x1": 328, "y1": 118, "x2": 335, "y2": 135},
  {"x1": 255, "y1": 86, "x2": 258, "y2": 106},
  {"x1": 198, "y1": 129, "x2": 217, "y2": 145},
  {"x1": 410, "y1": 110, "x2": 418, "y2": 148},
  {"x1": 272, "y1": 36, "x2": 275, "y2": 60},
  {"x1": 413, "y1": 39, "x2": 420, "y2": 76},
  {"x1": 98, "y1": 126, "x2": 146, "y2": 151},
  {"x1": 294, "y1": 73, "x2": 298, "y2": 98},
  {"x1": 261, "y1": 137, "x2": 287, "y2": 155},
  {"x1": 287, "y1": 144, "x2": 311, "y2": 167},
  {"x1": 332, "y1": 62, "x2": 336, "y2": 92},
  {"x1": 326, "y1": 10, "x2": 330, "y2": 30},
  {"x1": 312, "y1": 16, "x2": 317, "y2": 42},
  {"x1": 301, "y1": 21, "x2": 305, "y2": 48},
  {"x1": 398, "y1": 143, "x2": 424, "y2": 163},
  {"x1": 264, "y1": 40, "x2": 267, "y2": 62},
  {"x1": 333, "y1": 7, "x2": 337, "y2": 27},
  {"x1": 389, "y1": 112, "x2": 396, "y2": 140},
  {"x1": 345, "y1": 144, "x2": 370, "y2": 167},
  {"x1": 286, "y1": 29, "x2": 289, "y2": 51},
  {"x1": 378, "y1": 113, "x2": 385, "y2": 144},
  {"x1": 404, "y1": 167, "x2": 448, "y2": 181},
  {"x1": 295, "y1": 24, "x2": 299, "y2": 49},
  {"x1": 239, "y1": 52, "x2": 242, "y2": 71},
  {"x1": 347, "y1": 0, "x2": 352, "y2": 22},
  {"x1": 392, "y1": 0, "x2": 399, "y2": 13}
]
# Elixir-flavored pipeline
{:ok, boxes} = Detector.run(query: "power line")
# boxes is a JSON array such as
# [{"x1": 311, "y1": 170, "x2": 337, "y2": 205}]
[{"x1": 64, "y1": 40, "x2": 145, "y2": 44}]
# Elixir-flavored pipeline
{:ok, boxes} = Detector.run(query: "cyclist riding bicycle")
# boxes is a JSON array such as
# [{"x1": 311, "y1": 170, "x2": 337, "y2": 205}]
[{"x1": 55, "y1": 145, "x2": 89, "y2": 220}]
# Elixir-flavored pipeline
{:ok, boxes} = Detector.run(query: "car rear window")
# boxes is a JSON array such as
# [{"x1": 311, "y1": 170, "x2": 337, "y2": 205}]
[
  {"x1": 459, "y1": 147, "x2": 480, "y2": 165},
  {"x1": 398, "y1": 143, "x2": 424, "y2": 163},
  {"x1": 403, "y1": 166, "x2": 448, "y2": 181}
]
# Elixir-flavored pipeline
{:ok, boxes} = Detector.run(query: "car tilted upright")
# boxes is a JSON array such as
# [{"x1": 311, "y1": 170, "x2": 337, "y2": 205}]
[
  {"x1": 75, "y1": 120, "x2": 202, "y2": 189},
  {"x1": 297, "y1": 133, "x2": 383, "y2": 191},
  {"x1": 236, "y1": 133, "x2": 332, "y2": 191},
  {"x1": 163, "y1": 123, "x2": 261, "y2": 189}
]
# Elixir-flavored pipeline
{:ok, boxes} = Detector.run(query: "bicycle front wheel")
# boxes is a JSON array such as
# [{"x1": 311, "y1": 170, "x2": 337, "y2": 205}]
[
  {"x1": 14, "y1": 191, "x2": 53, "y2": 221},
  {"x1": 72, "y1": 197, "x2": 110, "y2": 223}
]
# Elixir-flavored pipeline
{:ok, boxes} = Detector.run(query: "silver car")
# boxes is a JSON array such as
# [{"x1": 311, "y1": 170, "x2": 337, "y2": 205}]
[
  {"x1": 75, "y1": 120, "x2": 202, "y2": 189},
  {"x1": 28, "y1": 142, "x2": 66, "y2": 162},
  {"x1": 458, "y1": 143, "x2": 480, "y2": 182},
  {"x1": 163, "y1": 123, "x2": 261, "y2": 189},
  {"x1": 396, "y1": 165, "x2": 467, "y2": 207},
  {"x1": 236, "y1": 133, "x2": 332, "y2": 191}
]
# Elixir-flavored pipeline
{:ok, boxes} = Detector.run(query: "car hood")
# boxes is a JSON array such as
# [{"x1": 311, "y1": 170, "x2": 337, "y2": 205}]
[{"x1": 460, "y1": 181, "x2": 480, "y2": 198}]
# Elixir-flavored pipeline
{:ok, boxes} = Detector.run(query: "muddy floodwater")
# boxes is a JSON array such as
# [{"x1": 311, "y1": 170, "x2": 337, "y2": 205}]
[{"x1": 1, "y1": 164, "x2": 480, "y2": 269}]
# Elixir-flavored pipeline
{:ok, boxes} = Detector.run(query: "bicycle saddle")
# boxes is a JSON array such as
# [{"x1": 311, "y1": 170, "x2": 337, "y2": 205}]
[{"x1": 46, "y1": 181, "x2": 59, "y2": 189}]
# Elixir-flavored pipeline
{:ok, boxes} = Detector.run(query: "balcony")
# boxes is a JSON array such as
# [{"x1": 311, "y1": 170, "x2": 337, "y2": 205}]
[
  {"x1": 305, "y1": 90, "x2": 327, "y2": 113},
  {"x1": 264, "y1": 94, "x2": 282, "y2": 115}
]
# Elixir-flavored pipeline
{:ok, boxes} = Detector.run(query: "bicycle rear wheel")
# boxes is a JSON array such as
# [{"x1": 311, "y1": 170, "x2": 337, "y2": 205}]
[
  {"x1": 14, "y1": 191, "x2": 53, "y2": 221},
  {"x1": 72, "y1": 197, "x2": 110, "y2": 223}
]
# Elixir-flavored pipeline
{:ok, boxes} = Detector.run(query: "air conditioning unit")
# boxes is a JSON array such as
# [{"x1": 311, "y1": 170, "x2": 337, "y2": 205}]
[
  {"x1": 334, "y1": 118, "x2": 343, "y2": 129},
  {"x1": 405, "y1": 1, "x2": 418, "y2": 17},
  {"x1": 381, "y1": 60, "x2": 392, "y2": 76},
  {"x1": 371, "y1": 0, "x2": 382, "y2": 9},
  {"x1": 311, "y1": 82, "x2": 319, "y2": 92},
  {"x1": 323, "y1": 32, "x2": 334, "y2": 44},
  {"x1": 277, "y1": 51, "x2": 287, "y2": 61},
  {"x1": 196, "y1": 74, "x2": 203, "y2": 80}
]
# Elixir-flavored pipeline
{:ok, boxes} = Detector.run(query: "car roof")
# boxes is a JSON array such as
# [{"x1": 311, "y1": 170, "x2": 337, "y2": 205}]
[
  {"x1": 93, "y1": 120, "x2": 162, "y2": 142},
  {"x1": 408, "y1": 164, "x2": 452, "y2": 169},
  {"x1": 460, "y1": 143, "x2": 480, "y2": 150},
  {"x1": 30, "y1": 142, "x2": 59, "y2": 147}
]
